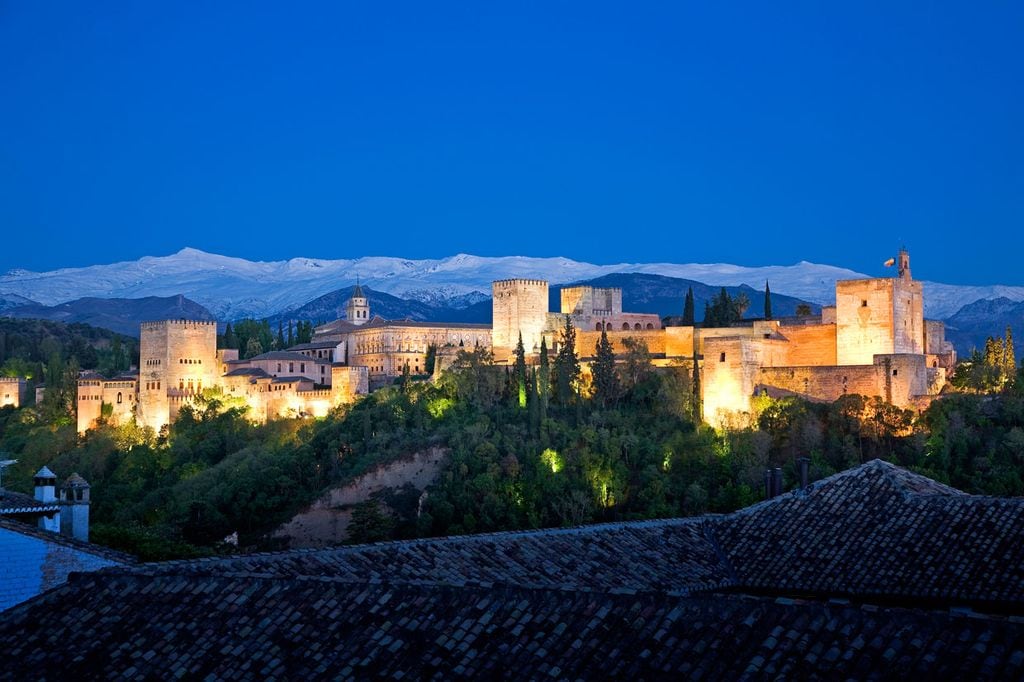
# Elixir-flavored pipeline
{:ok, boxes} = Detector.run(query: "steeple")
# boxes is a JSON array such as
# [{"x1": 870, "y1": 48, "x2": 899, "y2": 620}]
[{"x1": 345, "y1": 278, "x2": 370, "y2": 325}]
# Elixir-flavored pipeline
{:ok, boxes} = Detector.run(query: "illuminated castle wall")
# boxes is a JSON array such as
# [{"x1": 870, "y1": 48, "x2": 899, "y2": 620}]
[{"x1": 699, "y1": 250, "x2": 953, "y2": 428}]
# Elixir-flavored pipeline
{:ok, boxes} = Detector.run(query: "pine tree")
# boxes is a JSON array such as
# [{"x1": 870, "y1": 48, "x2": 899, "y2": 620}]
[
  {"x1": 553, "y1": 315, "x2": 580, "y2": 406},
  {"x1": 514, "y1": 332, "x2": 528, "y2": 408},
  {"x1": 682, "y1": 287, "x2": 695, "y2": 326},
  {"x1": 764, "y1": 281, "x2": 773, "y2": 320},
  {"x1": 592, "y1": 329, "x2": 619, "y2": 407},
  {"x1": 702, "y1": 301, "x2": 712, "y2": 327}
]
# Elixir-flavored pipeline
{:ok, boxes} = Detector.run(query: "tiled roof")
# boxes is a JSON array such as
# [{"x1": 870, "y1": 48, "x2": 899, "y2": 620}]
[
  {"x1": 3, "y1": 460, "x2": 1024, "y2": 678},
  {"x1": 270, "y1": 376, "x2": 312, "y2": 384},
  {"x1": 132, "y1": 518, "x2": 732, "y2": 594},
  {"x1": 3, "y1": 577, "x2": 1023, "y2": 680},
  {"x1": 0, "y1": 517, "x2": 135, "y2": 565},
  {"x1": 223, "y1": 367, "x2": 270, "y2": 378},
  {"x1": 245, "y1": 350, "x2": 317, "y2": 362},
  {"x1": 0, "y1": 489, "x2": 58, "y2": 515},
  {"x1": 286, "y1": 341, "x2": 340, "y2": 351},
  {"x1": 716, "y1": 460, "x2": 1024, "y2": 606}
]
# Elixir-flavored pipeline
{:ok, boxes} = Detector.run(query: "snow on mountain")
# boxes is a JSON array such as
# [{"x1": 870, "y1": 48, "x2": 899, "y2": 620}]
[{"x1": 0, "y1": 248, "x2": 1020, "y2": 321}]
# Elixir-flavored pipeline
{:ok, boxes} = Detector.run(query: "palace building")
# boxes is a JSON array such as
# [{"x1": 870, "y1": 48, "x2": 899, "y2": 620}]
[{"x1": 76, "y1": 249, "x2": 954, "y2": 434}]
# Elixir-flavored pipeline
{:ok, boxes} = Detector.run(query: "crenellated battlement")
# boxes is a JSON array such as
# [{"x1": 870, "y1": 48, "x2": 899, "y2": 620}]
[
  {"x1": 140, "y1": 320, "x2": 217, "y2": 330},
  {"x1": 492, "y1": 278, "x2": 548, "y2": 288}
]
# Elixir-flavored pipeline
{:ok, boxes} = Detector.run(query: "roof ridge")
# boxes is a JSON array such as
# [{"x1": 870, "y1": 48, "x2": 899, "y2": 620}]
[{"x1": 136, "y1": 515, "x2": 718, "y2": 570}]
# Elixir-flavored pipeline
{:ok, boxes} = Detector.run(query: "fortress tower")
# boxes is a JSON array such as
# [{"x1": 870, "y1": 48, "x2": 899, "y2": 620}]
[
  {"x1": 835, "y1": 248, "x2": 923, "y2": 365},
  {"x1": 491, "y1": 279, "x2": 549, "y2": 360},
  {"x1": 138, "y1": 320, "x2": 218, "y2": 431},
  {"x1": 345, "y1": 282, "x2": 370, "y2": 325}
]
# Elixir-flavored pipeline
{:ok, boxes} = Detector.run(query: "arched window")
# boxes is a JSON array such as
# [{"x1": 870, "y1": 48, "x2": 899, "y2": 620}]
[
  {"x1": 622, "y1": 323, "x2": 630, "y2": 330},
  {"x1": 634, "y1": 323, "x2": 642, "y2": 330},
  {"x1": 116, "y1": 392, "x2": 122, "y2": 404},
  {"x1": 646, "y1": 323, "x2": 654, "y2": 330}
]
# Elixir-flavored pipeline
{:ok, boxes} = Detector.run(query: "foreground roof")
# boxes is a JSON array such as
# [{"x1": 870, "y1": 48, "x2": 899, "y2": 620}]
[{"x1": 2, "y1": 460, "x2": 1024, "y2": 679}]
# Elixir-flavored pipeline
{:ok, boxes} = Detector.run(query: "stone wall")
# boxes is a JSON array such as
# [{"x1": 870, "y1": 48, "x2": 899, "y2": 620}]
[
  {"x1": 575, "y1": 329, "x2": 667, "y2": 358},
  {"x1": 0, "y1": 377, "x2": 26, "y2": 408},
  {"x1": 835, "y1": 279, "x2": 897, "y2": 365},
  {"x1": 138, "y1": 320, "x2": 218, "y2": 431},
  {"x1": 492, "y1": 279, "x2": 549, "y2": 360},
  {"x1": 777, "y1": 324, "x2": 837, "y2": 367}
]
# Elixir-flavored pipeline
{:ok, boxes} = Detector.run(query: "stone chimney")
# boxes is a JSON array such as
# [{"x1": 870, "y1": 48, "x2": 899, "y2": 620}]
[
  {"x1": 771, "y1": 468, "x2": 783, "y2": 498},
  {"x1": 33, "y1": 466, "x2": 60, "y2": 533},
  {"x1": 798, "y1": 457, "x2": 810, "y2": 489},
  {"x1": 59, "y1": 473, "x2": 90, "y2": 542}
]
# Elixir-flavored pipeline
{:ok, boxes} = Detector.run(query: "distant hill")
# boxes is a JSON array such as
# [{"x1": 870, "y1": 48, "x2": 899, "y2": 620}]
[
  {"x1": 944, "y1": 297, "x2": 1024, "y2": 358},
  {"x1": 0, "y1": 293, "x2": 37, "y2": 313},
  {"x1": 267, "y1": 273, "x2": 819, "y2": 328},
  {"x1": 552, "y1": 273, "x2": 819, "y2": 321},
  {"x1": 3, "y1": 295, "x2": 214, "y2": 337}
]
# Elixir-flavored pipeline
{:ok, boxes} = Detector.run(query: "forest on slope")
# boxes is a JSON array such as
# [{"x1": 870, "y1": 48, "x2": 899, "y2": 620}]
[{"x1": 1, "y1": 318, "x2": 1023, "y2": 560}]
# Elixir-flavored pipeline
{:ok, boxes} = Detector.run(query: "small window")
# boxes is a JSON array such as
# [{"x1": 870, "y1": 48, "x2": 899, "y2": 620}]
[
  {"x1": 300, "y1": 363, "x2": 305, "y2": 372},
  {"x1": 289, "y1": 363, "x2": 294, "y2": 372},
  {"x1": 719, "y1": 352, "x2": 726, "y2": 362},
  {"x1": 861, "y1": 300, "x2": 868, "y2": 307},
  {"x1": 117, "y1": 392, "x2": 122, "y2": 404},
  {"x1": 892, "y1": 369, "x2": 898, "y2": 376}
]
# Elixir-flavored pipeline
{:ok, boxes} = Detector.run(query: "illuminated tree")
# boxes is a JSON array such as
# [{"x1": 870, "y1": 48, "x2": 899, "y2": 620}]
[
  {"x1": 514, "y1": 332, "x2": 528, "y2": 408},
  {"x1": 553, "y1": 315, "x2": 580, "y2": 406}
]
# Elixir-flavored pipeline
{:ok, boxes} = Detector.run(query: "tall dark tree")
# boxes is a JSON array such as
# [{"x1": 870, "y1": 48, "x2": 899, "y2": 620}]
[
  {"x1": 538, "y1": 337, "x2": 550, "y2": 419},
  {"x1": 592, "y1": 330, "x2": 619, "y2": 407},
  {"x1": 223, "y1": 323, "x2": 237, "y2": 350},
  {"x1": 764, "y1": 281, "x2": 773, "y2": 320},
  {"x1": 287, "y1": 322, "x2": 294, "y2": 347},
  {"x1": 513, "y1": 332, "x2": 528, "y2": 408},
  {"x1": 682, "y1": 287, "x2": 695, "y2": 326},
  {"x1": 276, "y1": 321, "x2": 286, "y2": 350},
  {"x1": 553, "y1": 316, "x2": 580, "y2": 406}
]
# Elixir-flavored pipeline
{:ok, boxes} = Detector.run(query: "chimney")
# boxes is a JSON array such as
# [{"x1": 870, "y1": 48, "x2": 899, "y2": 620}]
[
  {"x1": 764, "y1": 469, "x2": 773, "y2": 500},
  {"x1": 772, "y1": 468, "x2": 783, "y2": 498},
  {"x1": 798, "y1": 457, "x2": 810, "y2": 489},
  {"x1": 33, "y1": 466, "x2": 60, "y2": 533},
  {"x1": 33, "y1": 466, "x2": 57, "y2": 503},
  {"x1": 59, "y1": 473, "x2": 90, "y2": 542}
]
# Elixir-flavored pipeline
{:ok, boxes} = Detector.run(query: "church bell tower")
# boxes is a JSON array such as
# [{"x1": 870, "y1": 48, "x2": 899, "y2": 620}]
[{"x1": 346, "y1": 280, "x2": 370, "y2": 325}]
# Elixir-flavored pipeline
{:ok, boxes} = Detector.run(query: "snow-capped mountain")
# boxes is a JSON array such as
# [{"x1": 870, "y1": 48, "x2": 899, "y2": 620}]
[{"x1": 1, "y1": 248, "x2": 1021, "y2": 321}]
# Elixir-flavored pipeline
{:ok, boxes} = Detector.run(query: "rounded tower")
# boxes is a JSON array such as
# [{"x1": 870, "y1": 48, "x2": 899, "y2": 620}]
[{"x1": 346, "y1": 281, "x2": 370, "y2": 325}]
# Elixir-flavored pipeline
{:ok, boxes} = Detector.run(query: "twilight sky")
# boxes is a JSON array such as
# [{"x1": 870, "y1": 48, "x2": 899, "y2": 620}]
[{"x1": 1, "y1": 2, "x2": 1021, "y2": 285}]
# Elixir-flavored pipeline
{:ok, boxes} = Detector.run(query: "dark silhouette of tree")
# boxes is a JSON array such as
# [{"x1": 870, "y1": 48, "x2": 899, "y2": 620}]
[
  {"x1": 764, "y1": 281, "x2": 773, "y2": 320},
  {"x1": 682, "y1": 286, "x2": 695, "y2": 326},
  {"x1": 592, "y1": 329, "x2": 619, "y2": 407}
]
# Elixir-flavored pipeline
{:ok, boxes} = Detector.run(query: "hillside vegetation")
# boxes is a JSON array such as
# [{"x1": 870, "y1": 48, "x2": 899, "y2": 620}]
[{"x1": 1, "y1": 323, "x2": 1023, "y2": 560}]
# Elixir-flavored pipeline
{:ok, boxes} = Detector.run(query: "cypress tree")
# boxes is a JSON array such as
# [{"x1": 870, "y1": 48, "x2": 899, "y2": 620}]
[
  {"x1": 682, "y1": 287, "x2": 695, "y2": 326},
  {"x1": 592, "y1": 329, "x2": 619, "y2": 407},
  {"x1": 1004, "y1": 326, "x2": 1016, "y2": 376},
  {"x1": 553, "y1": 315, "x2": 580, "y2": 406},
  {"x1": 223, "y1": 323, "x2": 237, "y2": 350},
  {"x1": 764, "y1": 281, "x2": 773, "y2": 320},
  {"x1": 277, "y1": 321, "x2": 285, "y2": 350},
  {"x1": 538, "y1": 337, "x2": 550, "y2": 419},
  {"x1": 702, "y1": 301, "x2": 713, "y2": 327},
  {"x1": 514, "y1": 332, "x2": 528, "y2": 408},
  {"x1": 287, "y1": 321, "x2": 294, "y2": 347}
]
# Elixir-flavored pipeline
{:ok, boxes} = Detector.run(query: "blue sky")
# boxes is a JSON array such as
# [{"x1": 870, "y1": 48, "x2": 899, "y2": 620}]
[{"x1": 1, "y1": 2, "x2": 1021, "y2": 284}]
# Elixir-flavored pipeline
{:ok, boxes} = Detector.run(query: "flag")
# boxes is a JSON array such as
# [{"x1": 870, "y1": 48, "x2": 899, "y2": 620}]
[{"x1": 883, "y1": 257, "x2": 895, "y2": 267}]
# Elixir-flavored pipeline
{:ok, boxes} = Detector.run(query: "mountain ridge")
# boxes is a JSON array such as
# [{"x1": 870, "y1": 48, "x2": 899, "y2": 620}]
[{"x1": 1, "y1": 247, "x2": 1021, "y2": 321}]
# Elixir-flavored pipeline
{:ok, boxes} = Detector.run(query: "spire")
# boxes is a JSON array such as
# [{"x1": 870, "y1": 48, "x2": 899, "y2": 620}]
[{"x1": 352, "y1": 276, "x2": 365, "y2": 300}]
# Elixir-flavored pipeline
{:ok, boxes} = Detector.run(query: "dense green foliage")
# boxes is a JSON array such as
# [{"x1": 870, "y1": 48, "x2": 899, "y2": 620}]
[
  {"x1": 0, "y1": 318, "x2": 137, "y2": 381},
  {"x1": 701, "y1": 287, "x2": 750, "y2": 327},
  {"x1": 952, "y1": 327, "x2": 1017, "y2": 393},
  {"x1": 1, "y1": 327, "x2": 1022, "y2": 560}
]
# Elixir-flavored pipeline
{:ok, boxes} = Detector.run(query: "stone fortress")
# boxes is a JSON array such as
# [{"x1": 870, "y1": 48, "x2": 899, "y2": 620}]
[{"x1": 76, "y1": 249, "x2": 954, "y2": 434}]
